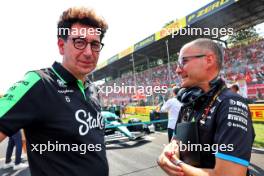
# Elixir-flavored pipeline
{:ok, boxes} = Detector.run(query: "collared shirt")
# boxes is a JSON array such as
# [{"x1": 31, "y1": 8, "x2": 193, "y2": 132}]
[
  {"x1": 177, "y1": 88, "x2": 255, "y2": 168},
  {"x1": 0, "y1": 61, "x2": 108, "y2": 176},
  {"x1": 160, "y1": 97, "x2": 182, "y2": 129}
]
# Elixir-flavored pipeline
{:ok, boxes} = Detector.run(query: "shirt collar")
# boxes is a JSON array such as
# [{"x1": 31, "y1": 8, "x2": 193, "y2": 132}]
[{"x1": 51, "y1": 61, "x2": 91, "y2": 87}]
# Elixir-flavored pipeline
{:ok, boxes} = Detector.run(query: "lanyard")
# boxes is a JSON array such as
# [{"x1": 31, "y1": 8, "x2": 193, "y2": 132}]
[{"x1": 199, "y1": 86, "x2": 226, "y2": 125}]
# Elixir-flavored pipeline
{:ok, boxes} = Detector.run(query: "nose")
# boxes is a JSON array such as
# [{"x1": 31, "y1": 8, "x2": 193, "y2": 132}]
[
  {"x1": 83, "y1": 43, "x2": 93, "y2": 56},
  {"x1": 176, "y1": 65, "x2": 183, "y2": 75}
]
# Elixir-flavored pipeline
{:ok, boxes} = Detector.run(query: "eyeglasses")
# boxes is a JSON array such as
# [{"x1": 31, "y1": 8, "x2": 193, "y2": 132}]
[
  {"x1": 71, "y1": 38, "x2": 104, "y2": 52},
  {"x1": 177, "y1": 54, "x2": 206, "y2": 69}
]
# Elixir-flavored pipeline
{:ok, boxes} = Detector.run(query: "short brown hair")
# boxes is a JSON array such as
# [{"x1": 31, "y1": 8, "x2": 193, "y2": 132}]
[{"x1": 57, "y1": 7, "x2": 108, "y2": 41}]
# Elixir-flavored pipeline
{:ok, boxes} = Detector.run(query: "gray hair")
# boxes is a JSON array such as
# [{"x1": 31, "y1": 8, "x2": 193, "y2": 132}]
[{"x1": 191, "y1": 38, "x2": 224, "y2": 70}]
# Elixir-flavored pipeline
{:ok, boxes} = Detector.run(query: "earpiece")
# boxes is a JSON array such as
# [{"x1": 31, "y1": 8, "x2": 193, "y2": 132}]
[
  {"x1": 177, "y1": 87, "x2": 204, "y2": 104},
  {"x1": 177, "y1": 77, "x2": 224, "y2": 104}
]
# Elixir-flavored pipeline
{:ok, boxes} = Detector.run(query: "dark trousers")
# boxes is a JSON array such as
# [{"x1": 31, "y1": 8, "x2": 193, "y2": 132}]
[
  {"x1": 5, "y1": 131, "x2": 23, "y2": 165},
  {"x1": 168, "y1": 128, "x2": 174, "y2": 142}
]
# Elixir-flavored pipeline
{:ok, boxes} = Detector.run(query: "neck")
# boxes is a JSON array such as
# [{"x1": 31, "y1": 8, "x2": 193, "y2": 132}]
[
  {"x1": 199, "y1": 74, "x2": 219, "y2": 93},
  {"x1": 199, "y1": 83, "x2": 211, "y2": 93},
  {"x1": 62, "y1": 62, "x2": 86, "y2": 83}
]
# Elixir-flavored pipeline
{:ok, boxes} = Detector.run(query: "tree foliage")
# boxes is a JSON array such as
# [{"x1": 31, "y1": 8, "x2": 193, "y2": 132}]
[{"x1": 227, "y1": 26, "x2": 259, "y2": 45}]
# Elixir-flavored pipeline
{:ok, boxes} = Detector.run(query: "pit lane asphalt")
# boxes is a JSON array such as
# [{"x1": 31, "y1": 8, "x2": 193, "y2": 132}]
[{"x1": 0, "y1": 131, "x2": 263, "y2": 176}]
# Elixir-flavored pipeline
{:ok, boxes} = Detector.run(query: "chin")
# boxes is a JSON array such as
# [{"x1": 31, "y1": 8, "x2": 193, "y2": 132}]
[
  {"x1": 180, "y1": 82, "x2": 187, "y2": 88},
  {"x1": 181, "y1": 83, "x2": 192, "y2": 88},
  {"x1": 80, "y1": 66, "x2": 94, "y2": 74},
  {"x1": 81, "y1": 69, "x2": 92, "y2": 75}
]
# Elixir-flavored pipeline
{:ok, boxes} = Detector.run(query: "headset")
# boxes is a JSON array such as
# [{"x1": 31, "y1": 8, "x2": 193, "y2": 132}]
[{"x1": 177, "y1": 77, "x2": 224, "y2": 105}]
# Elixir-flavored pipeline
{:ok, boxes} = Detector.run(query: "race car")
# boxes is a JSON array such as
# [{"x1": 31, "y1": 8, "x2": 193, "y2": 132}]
[{"x1": 102, "y1": 111, "x2": 154, "y2": 143}]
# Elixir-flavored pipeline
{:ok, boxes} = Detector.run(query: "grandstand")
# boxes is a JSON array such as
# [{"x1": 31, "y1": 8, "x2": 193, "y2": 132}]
[{"x1": 89, "y1": 0, "x2": 264, "y2": 106}]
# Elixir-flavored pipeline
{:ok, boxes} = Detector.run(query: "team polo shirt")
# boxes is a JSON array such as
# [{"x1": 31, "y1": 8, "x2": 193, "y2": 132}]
[
  {"x1": 178, "y1": 88, "x2": 255, "y2": 168},
  {"x1": 0, "y1": 61, "x2": 108, "y2": 176},
  {"x1": 210, "y1": 90, "x2": 255, "y2": 167}
]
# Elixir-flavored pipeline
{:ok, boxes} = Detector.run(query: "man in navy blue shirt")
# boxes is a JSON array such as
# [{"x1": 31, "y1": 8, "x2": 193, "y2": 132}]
[
  {"x1": 0, "y1": 6, "x2": 109, "y2": 176},
  {"x1": 158, "y1": 38, "x2": 255, "y2": 176}
]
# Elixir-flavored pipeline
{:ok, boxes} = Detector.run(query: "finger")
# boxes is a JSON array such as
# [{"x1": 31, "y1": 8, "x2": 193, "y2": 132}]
[
  {"x1": 157, "y1": 155, "x2": 181, "y2": 171},
  {"x1": 157, "y1": 154, "x2": 167, "y2": 166},
  {"x1": 171, "y1": 139, "x2": 178, "y2": 145},
  {"x1": 161, "y1": 165, "x2": 185, "y2": 176},
  {"x1": 157, "y1": 156, "x2": 164, "y2": 166},
  {"x1": 164, "y1": 151, "x2": 179, "y2": 161},
  {"x1": 166, "y1": 141, "x2": 180, "y2": 158},
  {"x1": 164, "y1": 143, "x2": 176, "y2": 153},
  {"x1": 171, "y1": 140, "x2": 179, "y2": 150},
  {"x1": 165, "y1": 151, "x2": 174, "y2": 157}
]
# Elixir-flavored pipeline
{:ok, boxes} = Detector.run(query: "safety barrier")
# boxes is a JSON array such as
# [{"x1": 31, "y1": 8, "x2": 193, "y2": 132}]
[
  {"x1": 124, "y1": 104, "x2": 264, "y2": 122},
  {"x1": 125, "y1": 106, "x2": 155, "y2": 115},
  {"x1": 249, "y1": 104, "x2": 264, "y2": 122}
]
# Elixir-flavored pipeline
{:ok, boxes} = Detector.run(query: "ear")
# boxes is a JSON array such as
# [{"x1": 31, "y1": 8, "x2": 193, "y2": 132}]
[
  {"x1": 58, "y1": 38, "x2": 65, "y2": 55},
  {"x1": 206, "y1": 54, "x2": 215, "y2": 69}
]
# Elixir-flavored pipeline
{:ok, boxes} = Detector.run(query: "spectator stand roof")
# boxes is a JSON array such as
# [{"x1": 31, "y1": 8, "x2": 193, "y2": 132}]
[{"x1": 90, "y1": 0, "x2": 264, "y2": 82}]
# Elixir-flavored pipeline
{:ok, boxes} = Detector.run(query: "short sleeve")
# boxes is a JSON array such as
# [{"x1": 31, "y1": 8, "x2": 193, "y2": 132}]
[
  {"x1": 0, "y1": 71, "x2": 41, "y2": 136},
  {"x1": 214, "y1": 96, "x2": 255, "y2": 167}
]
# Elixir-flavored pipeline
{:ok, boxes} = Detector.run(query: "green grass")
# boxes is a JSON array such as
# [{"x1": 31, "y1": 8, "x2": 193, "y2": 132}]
[
  {"x1": 253, "y1": 122, "x2": 264, "y2": 148},
  {"x1": 122, "y1": 114, "x2": 149, "y2": 123}
]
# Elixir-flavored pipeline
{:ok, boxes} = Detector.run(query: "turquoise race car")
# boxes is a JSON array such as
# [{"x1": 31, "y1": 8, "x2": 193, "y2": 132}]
[{"x1": 102, "y1": 111, "x2": 154, "y2": 143}]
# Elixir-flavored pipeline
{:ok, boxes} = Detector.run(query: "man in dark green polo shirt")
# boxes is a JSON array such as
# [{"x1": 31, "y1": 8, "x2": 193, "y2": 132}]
[{"x1": 0, "y1": 6, "x2": 108, "y2": 176}]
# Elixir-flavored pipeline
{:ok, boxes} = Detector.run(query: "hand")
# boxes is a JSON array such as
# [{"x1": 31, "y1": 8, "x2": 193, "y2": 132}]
[{"x1": 157, "y1": 140, "x2": 184, "y2": 176}]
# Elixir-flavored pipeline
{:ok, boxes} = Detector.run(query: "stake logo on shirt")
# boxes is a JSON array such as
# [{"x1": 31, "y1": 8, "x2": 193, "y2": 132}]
[{"x1": 75, "y1": 109, "x2": 104, "y2": 136}]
